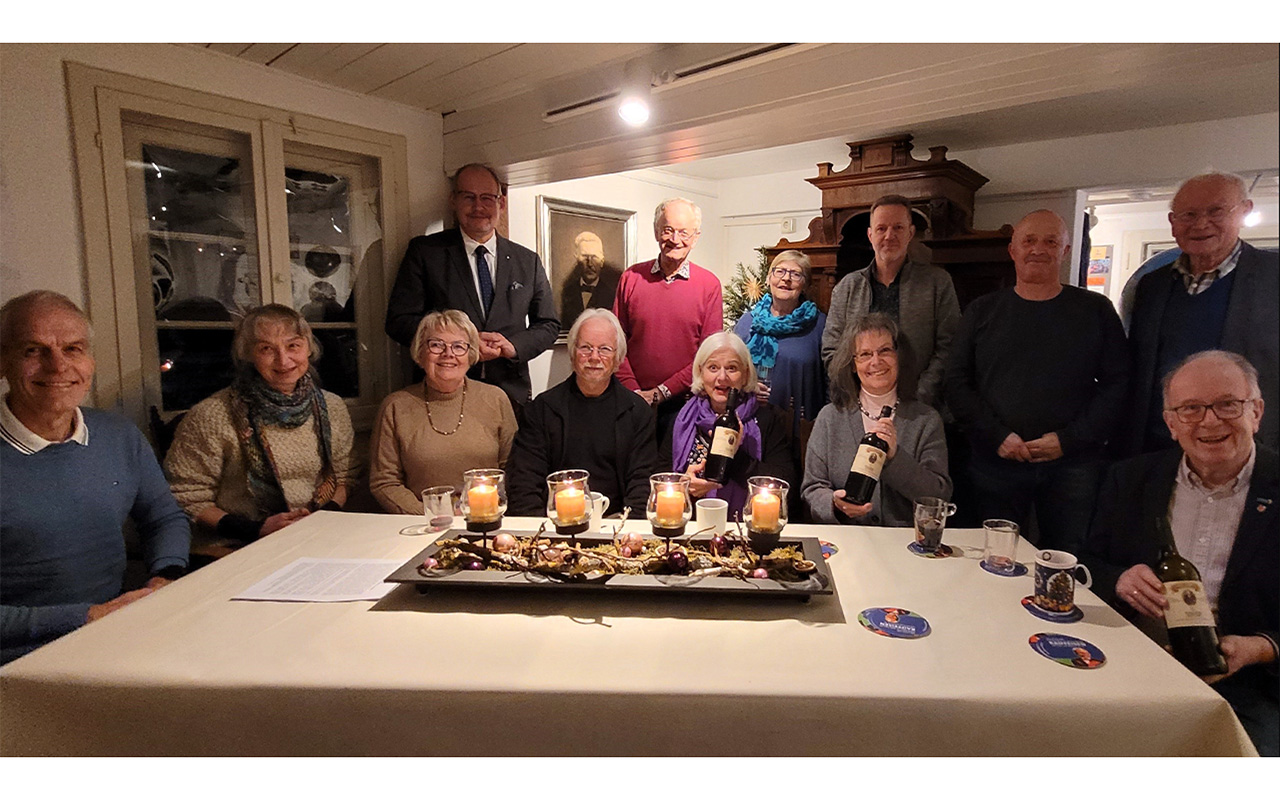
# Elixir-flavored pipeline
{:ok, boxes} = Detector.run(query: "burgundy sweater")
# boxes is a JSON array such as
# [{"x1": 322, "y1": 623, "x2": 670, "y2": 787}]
[{"x1": 612, "y1": 259, "x2": 723, "y2": 395}]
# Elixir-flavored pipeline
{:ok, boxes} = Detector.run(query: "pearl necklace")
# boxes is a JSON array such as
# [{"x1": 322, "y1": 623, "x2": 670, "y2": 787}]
[
  {"x1": 856, "y1": 400, "x2": 897, "y2": 421},
  {"x1": 424, "y1": 380, "x2": 466, "y2": 435}
]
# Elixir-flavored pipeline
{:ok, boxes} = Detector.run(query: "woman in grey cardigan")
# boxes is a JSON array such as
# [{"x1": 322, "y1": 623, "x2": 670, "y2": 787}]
[{"x1": 801, "y1": 313, "x2": 951, "y2": 526}]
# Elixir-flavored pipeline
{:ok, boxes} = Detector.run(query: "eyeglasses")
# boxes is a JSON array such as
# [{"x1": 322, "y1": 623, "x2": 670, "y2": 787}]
[
  {"x1": 659, "y1": 226, "x2": 699, "y2": 243},
  {"x1": 1166, "y1": 397, "x2": 1256, "y2": 424},
  {"x1": 454, "y1": 192, "x2": 501, "y2": 207},
  {"x1": 770, "y1": 266, "x2": 805, "y2": 282},
  {"x1": 854, "y1": 346, "x2": 897, "y2": 363},
  {"x1": 575, "y1": 344, "x2": 616, "y2": 358},
  {"x1": 426, "y1": 339, "x2": 471, "y2": 357},
  {"x1": 1170, "y1": 204, "x2": 1240, "y2": 226}
]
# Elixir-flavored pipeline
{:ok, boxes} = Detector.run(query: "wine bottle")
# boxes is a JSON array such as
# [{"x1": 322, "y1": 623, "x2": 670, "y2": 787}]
[
  {"x1": 843, "y1": 406, "x2": 892, "y2": 505},
  {"x1": 1155, "y1": 517, "x2": 1228, "y2": 676},
  {"x1": 702, "y1": 388, "x2": 741, "y2": 485}
]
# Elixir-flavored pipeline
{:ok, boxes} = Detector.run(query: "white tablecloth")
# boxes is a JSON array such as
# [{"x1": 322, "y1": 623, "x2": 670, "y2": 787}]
[{"x1": 0, "y1": 511, "x2": 1256, "y2": 756}]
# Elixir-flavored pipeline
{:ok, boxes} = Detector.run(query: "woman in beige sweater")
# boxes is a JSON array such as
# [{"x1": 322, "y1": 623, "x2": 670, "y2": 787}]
[
  {"x1": 165, "y1": 305, "x2": 358, "y2": 549},
  {"x1": 369, "y1": 310, "x2": 517, "y2": 514}
]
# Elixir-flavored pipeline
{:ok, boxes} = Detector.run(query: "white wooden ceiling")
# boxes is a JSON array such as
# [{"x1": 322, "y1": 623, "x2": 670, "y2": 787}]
[{"x1": 193, "y1": 42, "x2": 1280, "y2": 185}]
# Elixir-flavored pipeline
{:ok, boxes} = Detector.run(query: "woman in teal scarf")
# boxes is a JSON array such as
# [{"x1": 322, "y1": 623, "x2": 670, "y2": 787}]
[{"x1": 733, "y1": 250, "x2": 828, "y2": 429}]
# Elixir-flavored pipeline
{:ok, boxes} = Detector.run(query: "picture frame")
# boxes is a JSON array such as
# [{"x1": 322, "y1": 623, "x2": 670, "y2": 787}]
[{"x1": 535, "y1": 195, "x2": 638, "y2": 339}]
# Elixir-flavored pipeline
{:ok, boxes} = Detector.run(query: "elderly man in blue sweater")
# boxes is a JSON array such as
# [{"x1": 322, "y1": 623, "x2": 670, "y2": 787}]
[{"x1": 1, "y1": 291, "x2": 189, "y2": 665}]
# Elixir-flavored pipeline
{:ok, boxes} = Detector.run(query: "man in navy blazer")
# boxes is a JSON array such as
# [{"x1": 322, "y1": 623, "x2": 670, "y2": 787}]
[
  {"x1": 1122, "y1": 172, "x2": 1278, "y2": 456},
  {"x1": 385, "y1": 163, "x2": 559, "y2": 408},
  {"x1": 1084, "y1": 351, "x2": 1277, "y2": 756}
]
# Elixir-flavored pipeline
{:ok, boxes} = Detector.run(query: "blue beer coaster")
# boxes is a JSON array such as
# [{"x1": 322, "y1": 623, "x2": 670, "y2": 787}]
[
  {"x1": 858, "y1": 607, "x2": 931, "y2": 639},
  {"x1": 1028, "y1": 633, "x2": 1106, "y2": 669},
  {"x1": 907, "y1": 541, "x2": 954, "y2": 559},
  {"x1": 1021, "y1": 595, "x2": 1084, "y2": 623},
  {"x1": 820, "y1": 540, "x2": 839, "y2": 560},
  {"x1": 980, "y1": 560, "x2": 1028, "y2": 577}
]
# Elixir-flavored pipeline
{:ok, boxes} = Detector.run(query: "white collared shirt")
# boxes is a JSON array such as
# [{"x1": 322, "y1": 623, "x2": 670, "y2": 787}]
[
  {"x1": 0, "y1": 390, "x2": 89, "y2": 454},
  {"x1": 1169, "y1": 445, "x2": 1255, "y2": 608},
  {"x1": 461, "y1": 230, "x2": 498, "y2": 318}
]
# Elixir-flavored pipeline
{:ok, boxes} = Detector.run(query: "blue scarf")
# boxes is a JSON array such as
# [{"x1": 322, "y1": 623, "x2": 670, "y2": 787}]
[{"x1": 745, "y1": 295, "x2": 819, "y2": 369}]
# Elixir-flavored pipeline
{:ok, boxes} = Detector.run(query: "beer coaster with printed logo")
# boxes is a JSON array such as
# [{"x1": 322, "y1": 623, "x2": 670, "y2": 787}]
[
  {"x1": 820, "y1": 540, "x2": 838, "y2": 560},
  {"x1": 907, "y1": 541, "x2": 954, "y2": 558},
  {"x1": 1021, "y1": 595, "x2": 1084, "y2": 623},
  {"x1": 1029, "y1": 633, "x2": 1106, "y2": 669},
  {"x1": 858, "y1": 607, "x2": 931, "y2": 639}
]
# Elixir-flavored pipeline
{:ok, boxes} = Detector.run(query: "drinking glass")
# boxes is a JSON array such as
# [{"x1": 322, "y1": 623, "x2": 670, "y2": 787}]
[
  {"x1": 913, "y1": 497, "x2": 957, "y2": 552},
  {"x1": 400, "y1": 486, "x2": 455, "y2": 536},
  {"x1": 981, "y1": 519, "x2": 1020, "y2": 573}
]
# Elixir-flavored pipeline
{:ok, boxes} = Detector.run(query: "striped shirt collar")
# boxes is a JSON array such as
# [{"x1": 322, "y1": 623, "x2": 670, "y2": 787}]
[
  {"x1": 650, "y1": 259, "x2": 691, "y2": 283},
  {"x1": 1176, "y1": 443, "x2": 1255, "y2": 496},
  {"x1": 1171, "y1": 239, "x2": 1242, "y2": 294},
  {"x1": 0, "y1": 390, "x2": 89, "y2": 454}
]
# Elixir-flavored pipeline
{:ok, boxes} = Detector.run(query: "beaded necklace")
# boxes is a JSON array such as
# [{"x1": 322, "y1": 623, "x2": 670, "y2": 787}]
[{"x1": 424, "y1": 379, "x2": 467, "y2": 435}]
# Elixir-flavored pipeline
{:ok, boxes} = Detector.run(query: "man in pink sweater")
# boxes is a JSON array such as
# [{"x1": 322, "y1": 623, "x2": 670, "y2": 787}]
[{"x1": 613, "y1": 197, "x2": 724, "y2": 444}]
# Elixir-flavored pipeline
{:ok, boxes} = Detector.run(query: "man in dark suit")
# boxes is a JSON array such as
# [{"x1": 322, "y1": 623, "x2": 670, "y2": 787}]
[
  {"x1": 385, "y1": 163, "x2": 559, "y2": 408},
  {"x1": 1084, "y1": 350, "x2": 1277, "y2": 756},
  {"x1": 1122, "y1": 172, "x2": 1278, "y2": 455},
  {"x1": 559, "y1": 231, "x2": 621, "y2": 329}
]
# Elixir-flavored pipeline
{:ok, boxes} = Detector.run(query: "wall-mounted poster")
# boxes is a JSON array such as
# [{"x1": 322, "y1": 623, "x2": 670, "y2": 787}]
[
  {"x1": 1087, "y1": 244, "x2": 1113, "y2": 295},
  {"x1": 535, "y1": 196, "x2": 637, "y2": 338}
]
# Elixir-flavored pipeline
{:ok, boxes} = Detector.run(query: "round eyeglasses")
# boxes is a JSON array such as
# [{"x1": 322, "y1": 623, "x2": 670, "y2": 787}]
[{"x1": 426, "y1": 339, "x2": 471, "y2": 357}]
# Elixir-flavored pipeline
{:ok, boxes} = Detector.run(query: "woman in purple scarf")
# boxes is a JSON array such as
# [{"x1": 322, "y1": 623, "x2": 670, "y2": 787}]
[{"x1": 664, "y1": 331, "x2": 796, "y2": 518}]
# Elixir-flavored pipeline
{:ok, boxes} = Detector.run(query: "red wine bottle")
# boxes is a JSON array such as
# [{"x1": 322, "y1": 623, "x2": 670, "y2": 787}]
[
  {"x1": 702, "y1": 388, "x2": 741, "y2": 485},
  {"x1": 843, "y1": 406, "x2": 892, "y2": 505},
  {"x1": 1155, "y1": 517, "x2": 1227, "y2": 676}
]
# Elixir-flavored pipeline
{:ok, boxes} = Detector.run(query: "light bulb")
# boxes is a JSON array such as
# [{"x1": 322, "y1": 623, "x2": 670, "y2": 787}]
[{"x1": 618, "y1": 98, "x2": 650, "y2": 126}]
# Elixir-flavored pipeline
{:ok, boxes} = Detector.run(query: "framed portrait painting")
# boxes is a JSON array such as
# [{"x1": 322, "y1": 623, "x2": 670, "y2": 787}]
[{"x1": 535, "y1": 196, "x2": 637, "y2": 337}]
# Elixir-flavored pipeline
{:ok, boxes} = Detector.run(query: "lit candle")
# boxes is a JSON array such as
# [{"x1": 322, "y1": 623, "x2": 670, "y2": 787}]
[
  {"x1": 752, "y1": 491, "x2": 780, "y2": 532},
  {"x1": 555, "y1": 487, "x2": 587, "y2": 524},
  {"x1": 655, "y1": 485, "x2": 685, "y2": 528},
  {"x1": 468, "y1": 484, "x2": 499, "y2": 521}
]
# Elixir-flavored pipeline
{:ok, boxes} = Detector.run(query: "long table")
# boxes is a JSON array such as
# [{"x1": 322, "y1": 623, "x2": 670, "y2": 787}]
[{"x1": 0, "y1": 511, "x2": 1256, "y2": 756}]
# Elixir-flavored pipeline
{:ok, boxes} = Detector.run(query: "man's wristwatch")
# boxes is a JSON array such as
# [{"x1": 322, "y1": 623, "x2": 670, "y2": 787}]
[{"x1": 656, "y1": 385, "x2": 672, "y2": 402}]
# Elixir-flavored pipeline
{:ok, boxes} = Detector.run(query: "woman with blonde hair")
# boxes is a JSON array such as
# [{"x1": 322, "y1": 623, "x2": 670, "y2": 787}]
[
  {"x1": 369, "y1": 309, "x2": 517, "y2": 513},
  {"x1": 733, "y1": 250, "x2": 827, "y2": 427},
  {"x1": 665, "y1": 331, "x2": 795, "y2": 513}
]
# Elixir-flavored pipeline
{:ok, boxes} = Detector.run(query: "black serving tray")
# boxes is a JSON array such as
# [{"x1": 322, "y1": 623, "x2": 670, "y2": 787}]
[{"x1": 385, "y1": 532, "x2": 834, "y2": 600}]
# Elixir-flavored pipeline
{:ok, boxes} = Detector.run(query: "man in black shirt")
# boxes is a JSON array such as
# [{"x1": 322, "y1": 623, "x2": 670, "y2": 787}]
[
  {"x1": 506, "y1": 309, "x2": 657, "y2": 519},
  {"x1": 945, "y1": 210, "x2": 1128, "y2": 553}
]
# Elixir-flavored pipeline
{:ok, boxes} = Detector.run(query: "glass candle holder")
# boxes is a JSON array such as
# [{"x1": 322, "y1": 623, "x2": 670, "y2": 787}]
[
  {"x1": 743, "y1": 476, "x2": 788, "y2": 554},
  {"x1": 646, "y1": 472, "x2": 692, "y2": 535},
  {"x1": 460, "y1": 468, "x2": 506, "y2": 535},
  {"x1": 546, "y1": 469, "x2": 591, "y2": 536}
]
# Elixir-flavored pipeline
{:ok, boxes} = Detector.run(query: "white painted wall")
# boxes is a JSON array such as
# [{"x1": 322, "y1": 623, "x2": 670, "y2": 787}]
[{"x1": 0, "y1": 43, "x2": 446, "y2": 308}]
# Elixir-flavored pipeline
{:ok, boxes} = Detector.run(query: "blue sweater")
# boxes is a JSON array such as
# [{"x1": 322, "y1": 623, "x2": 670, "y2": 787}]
[{"x1": 1, "y1": 408, "x2": 190, "y2": 664}]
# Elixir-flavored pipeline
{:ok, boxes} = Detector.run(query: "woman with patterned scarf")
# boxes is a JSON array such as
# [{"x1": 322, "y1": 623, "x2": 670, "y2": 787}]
[
  {"x1": 663, "y1": 332, "x2": 796, "y2": 516},
  {"x1": 732, "y1": 250, "x2": 828, "y2": 432},
  {"x1": 166, "y1": 305, "x2": 357, "y2": 554}
]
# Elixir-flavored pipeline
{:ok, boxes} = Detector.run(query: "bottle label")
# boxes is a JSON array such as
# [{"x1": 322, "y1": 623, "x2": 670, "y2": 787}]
[
  {"x1": 710, "y1": 426, "x2": 739, "y2": 458},
  {"x1": 1163, "y1": 580, "x2": 1215, "y2": 629},
  {"x1": 849, "y1": 444, "x2": 886, "y2": 480}
]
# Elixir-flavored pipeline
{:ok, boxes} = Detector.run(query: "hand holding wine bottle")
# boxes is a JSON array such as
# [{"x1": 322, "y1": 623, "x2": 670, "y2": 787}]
[
  {"x1": 1115, "y1": 563, "x2": 1169, "y2": 618},
  {"x1": 831, "y1": 489, "x2": 872, "y2": 519},
  {"x1": 867, "y1": 417, "x2": 898, "y2": 460},
  {"x1": 684, "y1": 460, "x2": 723, "y2": 499}
]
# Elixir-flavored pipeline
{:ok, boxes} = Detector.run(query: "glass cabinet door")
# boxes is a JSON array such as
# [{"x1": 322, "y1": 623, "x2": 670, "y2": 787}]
[
  {"x1": 281, "y1": 144, "x2": 382, "y2": 402},
  {"x1": 123, "y1": 115, "x2": 266, "y2": 413}
]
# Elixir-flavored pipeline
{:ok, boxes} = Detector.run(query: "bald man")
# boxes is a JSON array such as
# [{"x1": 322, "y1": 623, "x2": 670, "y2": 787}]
[
  {"x1": 559, "y1": 231, "x2": 621, "y2": 328},
  {"x1": 946, "y1": 210, "x2": 1129, "y2": 553},
  {"x1": 1122, "y1": 172, "x2": 1279, "y2": 456}
]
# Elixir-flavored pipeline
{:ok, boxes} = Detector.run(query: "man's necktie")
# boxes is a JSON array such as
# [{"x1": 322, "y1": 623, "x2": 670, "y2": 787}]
[{"x1": 475, "y1": 245, "x2": 495, "y2": 315}]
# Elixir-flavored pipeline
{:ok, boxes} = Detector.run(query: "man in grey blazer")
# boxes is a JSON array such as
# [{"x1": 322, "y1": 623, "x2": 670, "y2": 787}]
[
  {"x1": 385, "y1": 164, "x2": 559, "y2": 409},
  {"x1": 820, "y1": 194, "x2": 961, "y2": 410},
  {"x1": 1122, "y1": 172, "x2": 1278, "y2": 455}
]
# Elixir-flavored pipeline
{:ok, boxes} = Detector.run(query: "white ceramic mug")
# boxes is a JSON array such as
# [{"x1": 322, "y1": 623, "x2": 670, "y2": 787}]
[
  {"x1": 1033, "y1": 549, "x2": 1092, "y2": 613},
  {"x1": 589, "y1": 491, "x2": 611, "y2": 529},
  {"x1": 695, "y1": 497, "x2": 729, "y2": 535}
]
